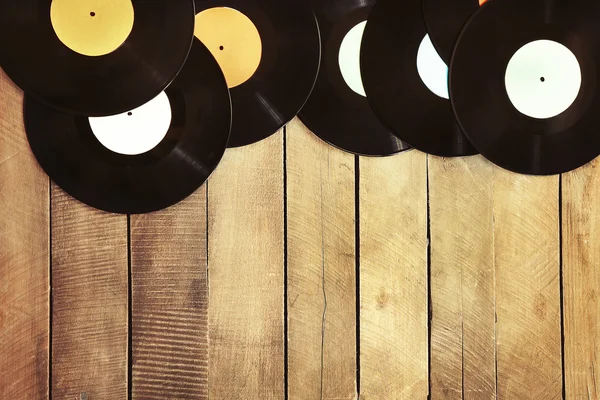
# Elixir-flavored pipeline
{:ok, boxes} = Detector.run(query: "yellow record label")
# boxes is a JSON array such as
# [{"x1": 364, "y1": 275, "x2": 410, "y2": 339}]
[
  {"x1": 195, "y1": 8, "x2": 262, "y2": 88},
  {"x1": 51, "y1": 0, "x2": 134, "y2": 57}
]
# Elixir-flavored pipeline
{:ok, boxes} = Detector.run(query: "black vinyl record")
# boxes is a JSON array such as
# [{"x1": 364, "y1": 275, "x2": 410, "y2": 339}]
[
  {"x1": 194, "y1": 0, "x2": 320, "y2": 147},
  {"x1": 297, "y1": 0, "x2": 409, "y2": 156},
  {"x1": 25, "y1": 39, "x2": 231, "y2": 214},
  {"x1": 450, "y1": 0, "x2": 600, "y2": 175},
  {"x1": 422, "y1": 0, "x2": 481, "y2": 65},
  {"x1": 0, "y1": 0, "x2": 195, "y2": 116},
  {"x1": 360, "y1": 0, "x2": 476, "y2": 157}
]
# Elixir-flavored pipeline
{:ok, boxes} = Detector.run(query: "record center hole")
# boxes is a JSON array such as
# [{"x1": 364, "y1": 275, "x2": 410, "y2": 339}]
[
  {"x1": 540, "y1": 77, "x2": 545, "y2": 82},
  {"x1": 90, "y1": 11, "x2": 96, "y2": 17},
  {"x1": 219, "y1": 45, "x2": 224, "y2": 51}
]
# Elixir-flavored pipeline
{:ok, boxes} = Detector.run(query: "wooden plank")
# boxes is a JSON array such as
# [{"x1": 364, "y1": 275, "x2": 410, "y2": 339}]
[
  {"x1": 493, "y1": 168, "x2": 562, "y2": 399},
  {"x1": 286, "y1": 119, "x2": 357, "y2": 400},
  {"x1": 359, "y1": 151, "x2": 429, "y2": 399},
  {"x1": 563, "y1": 159, "x2": 600, "y2": 400},
  {"x1": 428, "y1": 156, "x2": 496, "y2": 400},
  {"x1": 0, "y1": 72, "x2": 50, "y2": 399},
  {"x1": 51, "y1": 186, "x2": 128, "y2": 399},
  {"x1": 131, "y1": 188, "x2": 208, "y2": 399},
  {"x1": 208, "y1": 132, "x2": 285, "y2": 399}
]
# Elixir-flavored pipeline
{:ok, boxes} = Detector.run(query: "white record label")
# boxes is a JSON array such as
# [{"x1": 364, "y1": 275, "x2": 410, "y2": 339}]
[
  {"x1": 339, "y1": 21, "x2": 367, "y2": 97},
  {"x1": 505, "y1": 39, "x2": 581, "y2": 119},
  {"x1": 89, "y1": 92, "x2": 172, "y2": 155},
  {"x1": 416, "y1": 34, "x2": 449, "y2": 100}
]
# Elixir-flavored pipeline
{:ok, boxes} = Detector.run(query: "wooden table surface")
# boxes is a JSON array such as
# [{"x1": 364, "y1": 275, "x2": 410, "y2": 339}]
[{"x1": 1, "y1": 68, "x2": 598, "y2": 400}]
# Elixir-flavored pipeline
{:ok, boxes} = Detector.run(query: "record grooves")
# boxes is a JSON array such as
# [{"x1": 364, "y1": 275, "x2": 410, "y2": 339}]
[
  {"x1": 360, "y1": 0, "x2": 476, "y2": 157},
  {"x1": 25, "y1": 39, "x2": 231, "y2": 214},
  {"x1": 194, "y1": 0, "x2": 320, "y2": 147},
  {"x1": 450, "y1": 0, "x2": 600, "y2": 174},
  {"x1": 0, "y1": 0, "x2": 195, "y2": 116},
  {"x1": 298, "y1": 0, "x2": 409, "y2": 156}
]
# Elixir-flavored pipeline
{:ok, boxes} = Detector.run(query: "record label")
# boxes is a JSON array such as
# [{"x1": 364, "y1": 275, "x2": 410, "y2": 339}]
[
  {"x1": 505, "y1": 40, "x2": 581, "y2": 119},
  {"x1": 195, "y1": 7, "x2": 262, "y2": 88},
  {"x1": 339, "y1": 21, "x2": 367, "y2": 97},
  {"x1": 51, "y1": 0, "x2": 134, "y2": 57},
  {"x1": 89, "y1": 92, "x2": 172, "y2": 156},
  {"x1": 416, "y1": 34, "x2": 449, "y2": 100}
]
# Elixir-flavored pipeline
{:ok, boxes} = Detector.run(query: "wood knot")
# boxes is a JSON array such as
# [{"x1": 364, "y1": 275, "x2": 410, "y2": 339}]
[{"x1": 376, "y1": 288, "x2": 389, "y2": 310}]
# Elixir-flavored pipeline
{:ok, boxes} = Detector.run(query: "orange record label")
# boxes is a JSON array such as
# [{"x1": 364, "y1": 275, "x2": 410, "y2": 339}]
[
  {"x1": 51, "y1": 0, "x2": 134, "y2": 57},
  {"x1": 195, "y1": 7, "x2": 262, "y2": 88}
]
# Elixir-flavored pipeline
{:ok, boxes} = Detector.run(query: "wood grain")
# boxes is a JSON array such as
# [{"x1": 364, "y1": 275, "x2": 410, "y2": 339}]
[
  {"x1": 208, "y1": 132, "x2": 285, "y2": 399},
  {"x1": 51, "y1": 186, "x2": 128, "y2": 399},
  {"x1": 286, "y1": 119, "x2": 357, "y2": 400},
  {"x1": 563, "y1": 159, "x2": 600, "y2": 400},
  {"x1": 0, "y1": 72, "x2": 50, "y2": 399},
  {"x1": 493, "y1": 168, "x2": 562, "y2": 399},
  {"x1": 131, "y1": 188, "x2": 208, "y2": 399},
  {"x1": 359, "y1": 151, "x2": 429, "y2": 399},
  {"x1": 428, "y1": 156, "x2": 496, "y2": 400}
]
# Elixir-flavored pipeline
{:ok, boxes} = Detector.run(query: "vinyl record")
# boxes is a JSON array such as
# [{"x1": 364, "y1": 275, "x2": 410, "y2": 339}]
[
  {"x1": 0, "y1": 0, "x2": 195, "y2": 116},
  {"x1": 194, "y1": 0, "x2": 320, "y2": 147},
  {"x1": 25, "y1": 39, "x2": 231, "y2": 214},
  {"x1": 450, "y1": 0, "x2": 600, "y2": 175},
  {"x1": 422, "y1": 0, "x2": 482, "y2": 64},
  {"x1": 297, "y1": 0, "x2": 409, "y2": 156},
  {"x1": 360, "y1": 0, "x2": 476, "y2": 157}
]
